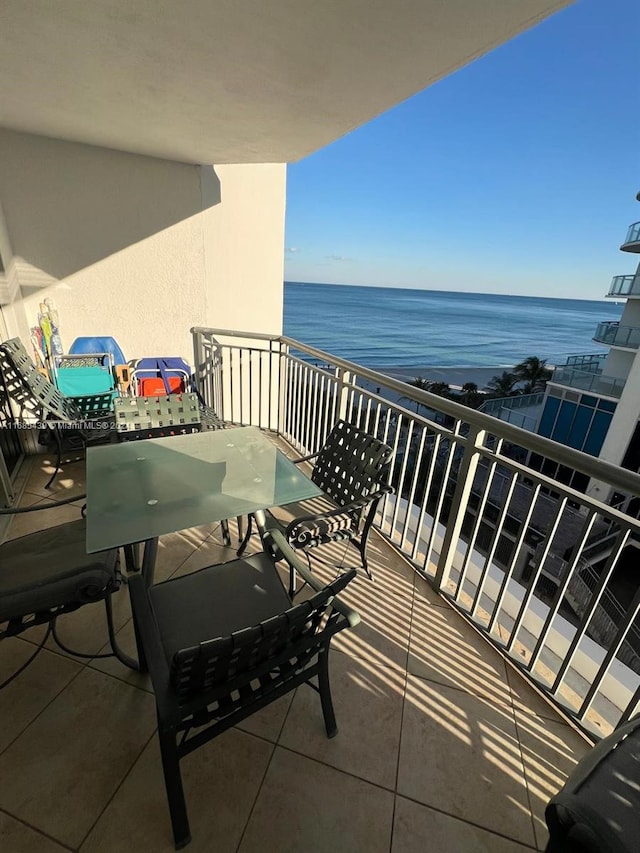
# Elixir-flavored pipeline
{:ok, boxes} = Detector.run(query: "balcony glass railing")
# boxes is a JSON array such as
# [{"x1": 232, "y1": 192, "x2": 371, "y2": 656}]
[
  {"x1": 593, "y1": 321, "x2": 640, "y2": 349},
  {"x1": 550, "y1": 365, "x2": 625, "y2": 398},
  {"x1": 621, "y1": 221, "x2": 640, "y2": 249},
  {"x1": 565, "y1": 353, "x2": 607, "y2": 371},
  {"x1": 608, "y1": 274, "x2": 640, "y2": 298},
  {"x1": 193, "y1": 327, "x2": 640, "y2": 740}
]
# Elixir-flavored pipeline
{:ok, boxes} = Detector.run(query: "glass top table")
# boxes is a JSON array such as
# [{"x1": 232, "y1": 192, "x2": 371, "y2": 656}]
[{"x1": 86, "y1": 426, "x2": 322, "y2": 554}]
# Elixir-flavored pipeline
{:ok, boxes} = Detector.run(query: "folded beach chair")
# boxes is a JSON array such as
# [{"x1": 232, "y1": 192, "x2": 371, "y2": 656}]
[{"x1": 129, "y1": 356, "x2": 191, "y2": 396}]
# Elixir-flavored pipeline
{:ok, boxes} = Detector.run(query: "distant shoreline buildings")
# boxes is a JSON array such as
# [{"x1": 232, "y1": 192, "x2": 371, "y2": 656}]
[{"x1": 492, "y1": 191, "x2": 640, "y2": 502}]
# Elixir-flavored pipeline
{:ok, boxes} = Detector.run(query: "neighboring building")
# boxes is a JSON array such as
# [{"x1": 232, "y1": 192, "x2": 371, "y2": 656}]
[{"x1": 530, "y1": 191, "x2": 640, "y2": 496}]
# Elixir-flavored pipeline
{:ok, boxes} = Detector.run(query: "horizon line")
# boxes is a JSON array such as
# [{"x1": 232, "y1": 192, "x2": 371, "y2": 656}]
[{"x1": 283, "y1": 280, "x2": 614, "y2": 304}]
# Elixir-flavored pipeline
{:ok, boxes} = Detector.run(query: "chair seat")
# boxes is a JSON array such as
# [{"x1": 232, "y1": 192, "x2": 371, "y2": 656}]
[
  {"x1": 149, "y1": 553, "x2": 292, "y2": 661},
  {"x1": 0, "y1": 520, "x2": 118, "y2": 621},
  {"x1": 545, "y1": 716, "x2": 640, "y2": 852}
]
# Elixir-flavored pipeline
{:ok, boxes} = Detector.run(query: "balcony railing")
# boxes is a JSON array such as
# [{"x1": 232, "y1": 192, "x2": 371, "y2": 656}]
[
  {"x1": 481, "y1": 392, "x2": 544, "y2": 417},
  {"x1": 565, "y1": 353, "x2": 607, "y2": 371},
  {"x1": 550, "y1": 365, "x2": 625, "y2": 398},
  {"x1": 608, "y1": 274, "x2": 640, "y2": 298},
  {"x1": 593, "y1": 321, "x2": 640, "y2": 349},
  {"x1": 621, "y1": 221, "x2": 640, "y2": 252},
  {"x1": 192, "y1": 327, "x2": 640, "y2": 740}
]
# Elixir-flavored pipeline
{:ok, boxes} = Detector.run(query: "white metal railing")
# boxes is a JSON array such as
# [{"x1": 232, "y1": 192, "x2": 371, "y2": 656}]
[{"x1": 192, "y1": 327, "x2": 640, "y2": 740}]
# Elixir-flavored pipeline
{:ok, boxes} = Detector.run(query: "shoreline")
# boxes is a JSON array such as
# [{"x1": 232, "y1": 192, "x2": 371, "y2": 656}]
[{"x1": 374, "y1": 365, "x2": 511, "y2": 390}]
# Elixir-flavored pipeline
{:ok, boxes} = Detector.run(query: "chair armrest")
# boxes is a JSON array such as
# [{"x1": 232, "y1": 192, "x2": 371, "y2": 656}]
[
  {"x1": 0, "y1": 493, "x2": 87, "y2": 515},
  {"x1": 263, "y1": 528, "x2": 360, "y2": 629},
  {"x1": 292, "y1": 450, "x2": 320, "y2": 466},
  {"x1": 128, "y1": 574, "x2": 178, "y2": 721},
  {"x1": 284, "y1": 483, "x2": 393, "y2": 535}
]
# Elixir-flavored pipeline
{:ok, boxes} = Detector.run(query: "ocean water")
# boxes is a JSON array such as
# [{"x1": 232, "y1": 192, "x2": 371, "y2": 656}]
[{"x1": 283, "y1": 282, "x2": 624, "y2": 369}]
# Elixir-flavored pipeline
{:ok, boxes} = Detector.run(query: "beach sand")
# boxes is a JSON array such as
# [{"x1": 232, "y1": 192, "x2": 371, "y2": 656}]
[{"x1": 372, "y1": 365, "x2": 511, "y2": 391}]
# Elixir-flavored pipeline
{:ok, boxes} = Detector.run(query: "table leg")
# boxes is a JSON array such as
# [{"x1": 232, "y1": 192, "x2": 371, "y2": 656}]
[{"x1": 142, "y1": 537, "x2": 159, "y2": 588}]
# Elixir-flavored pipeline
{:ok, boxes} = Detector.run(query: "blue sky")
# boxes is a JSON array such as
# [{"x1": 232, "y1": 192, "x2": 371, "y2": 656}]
[{"x1": 284, "y1": 0, "x2": 640, "y2": 299}]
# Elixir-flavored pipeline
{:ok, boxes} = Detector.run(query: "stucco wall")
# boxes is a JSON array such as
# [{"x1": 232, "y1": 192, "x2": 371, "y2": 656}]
[{"x1": 0, "y1": 130, "x2": 286, "y2": 365}]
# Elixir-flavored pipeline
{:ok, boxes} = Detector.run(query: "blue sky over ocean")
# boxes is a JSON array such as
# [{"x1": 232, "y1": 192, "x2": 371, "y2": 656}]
[{"x1": 284, "y1": 0, "x2": 640, "y2": 300}]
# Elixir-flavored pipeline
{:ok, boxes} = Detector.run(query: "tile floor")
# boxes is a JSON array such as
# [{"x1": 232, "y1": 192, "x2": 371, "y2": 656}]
[{"x1": 0, "y1": 444, "x2": 593, "y2": 852}]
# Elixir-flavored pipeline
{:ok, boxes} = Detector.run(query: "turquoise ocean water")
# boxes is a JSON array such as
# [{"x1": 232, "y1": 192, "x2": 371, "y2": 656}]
[{"x1": 283, "y1": 282, "x2": 624, "y2": 369}]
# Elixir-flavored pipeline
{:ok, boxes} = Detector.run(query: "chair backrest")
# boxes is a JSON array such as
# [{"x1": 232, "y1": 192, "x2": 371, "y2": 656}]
[
  {"x1": 170, "y1": 570, "x2": 355, "y2": 699},
  {"x1": 311, "y1": 420, "x2": 392, "y2": 507},
  {"x1": 0, "y1": 337, "x2": 85, "y2": 422},
  {"x1": 114, "y1": 393, "x2": 202, "y2": 441}
]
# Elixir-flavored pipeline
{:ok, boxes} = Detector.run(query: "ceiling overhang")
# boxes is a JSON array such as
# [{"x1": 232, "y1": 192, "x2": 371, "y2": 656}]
[{"x1": 1, "y1": 1, "x2": 574, "y2": 164}]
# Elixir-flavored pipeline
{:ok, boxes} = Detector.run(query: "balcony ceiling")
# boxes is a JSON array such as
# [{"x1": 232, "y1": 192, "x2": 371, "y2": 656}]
[{"x1": 0, "y1": 0, "x2": 572, "y2": 165}]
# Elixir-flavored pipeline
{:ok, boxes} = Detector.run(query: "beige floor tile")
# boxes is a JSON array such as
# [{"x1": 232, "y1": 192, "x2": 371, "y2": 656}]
[
  {"x1": 398, "y1": 676, "x2": 536, "y2": 848},
  {"x1": 88, "y1": 616, "x2": 152, "y2": 691},
  {"x1": 20, "y1": 581, "x2": 134, "y2": 662},
  {"x1": 0, "y1": 638, "x2": 82, "y2": 753},
  {"x1": 23, "y1": 455, "x2": 87, "y2": 500},
  {"x1": 506, "y1": 662, "x2": 571, "y2": 723},
  {"x1": 236, "y1": 692, "x2": 295, "y2": 743},
  {"x1": 514, "y1": 710, "x2": 592, "y2": 850},
  {"x1": 0, "y1": 810, "x2": 69, "y2": 852},
  {"x1": 413, "y1": 572, "x2": 451, "y2": 607},
  {"x1": 81, "y1": 728, "x2": 274, "y2": 853},
  {"x1": 151, "y1": 528, "x2": 217, "y2": 582},
  {"x1": 279, "y1": 649, "x2": 404, "y2": 789},
  {"x1": 392, "y1": 795, "x2": 536, "y2": 853},
  {"x1": 301, "y1": 558, "x2": 413, "y2": 671},
  {"x1": 408, "y1": 594, "x2": 512, "y2": 705},
  {"x1": 168, "y1": 532, "x2": 240, "y2": 579},
  {"x1": 0, "y1": 667, "x2": 156, "y2": 849},
  {"x1": 6, "y1": 496, "x2": 86, "y2": 541},
  {"x1": 239, "y1": 747, "x2": 395, "y2": 853}
]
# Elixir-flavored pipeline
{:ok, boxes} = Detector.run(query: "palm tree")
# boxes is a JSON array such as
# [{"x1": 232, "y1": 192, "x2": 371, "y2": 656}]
[
  {"x1": 459, "y1": 381, "x2": 481, "y2": 408},
  {"x1": 401, "y1": 376, "x2": 432, "y2": 413},
  {"x1": 514, "y1": 356, "x2": 552, "y2": 393},
  {"x1": 428, "y1": 381, "x2": 451, "y2": 397},
  {"x1": 485, "y1": 370, "x2": 518, "y2": 397}
]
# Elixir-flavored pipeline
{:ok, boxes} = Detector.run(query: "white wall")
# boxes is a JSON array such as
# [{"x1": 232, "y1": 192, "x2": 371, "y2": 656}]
[{"x1": 0, "y1": 130, "x2": 286, "y2": 365}]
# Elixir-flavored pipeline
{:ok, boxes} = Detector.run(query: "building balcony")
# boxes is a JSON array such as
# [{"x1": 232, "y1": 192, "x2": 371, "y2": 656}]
[
  {"x1": 564, "y1": 352, "x2": 608, "y2": 371},
  {"x1": 0, "y1": 447, "x2": 594, "y2": 852},
  {"x1": 3, "y1": 327, "x2": 640, "y2": 851},
  {"x1": 548, "y1": 364, "x2": 625, "y2": 398},
  {"x1": 593, "y1": 320, "x2": 640, "y2": 349},
  {"x1": 620, "y1": 221, "x2": 640, "y2": 253},
  {"x1": 607, "y1": 274, "x2": 640, "y2": 298}
]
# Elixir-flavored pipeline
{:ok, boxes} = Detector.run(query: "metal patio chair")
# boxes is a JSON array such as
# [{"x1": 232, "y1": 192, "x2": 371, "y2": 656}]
[
  {"x1": 0, "y1": 495, "x2": 134, "y2": 686},
  {"x1": 113, "y1": 393, "x2": 231, "y2": 545},
  {"x1": 0, "y1": 337, "x2": 115, "y2": 488},
  {"x1": 129, "y1": 526, "x2": 359, "y2": 849},
  {"x1": 238, "y1": 419, "x2": 393, "y2": 580},
  {"x1": 545, "y1": 715, "x2": 640, "y2": 852}
]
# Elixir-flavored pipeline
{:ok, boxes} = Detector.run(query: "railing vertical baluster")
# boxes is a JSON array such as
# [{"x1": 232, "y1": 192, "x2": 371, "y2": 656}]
[
  {"x1": 412, "y1": 431, "x2": 441, "y2": 569},
  {"x1": 399, "y1": 426, "x2": 426, "y2": 551},
  {"x1": 487, "y1": 481, "x2": 542, "y2": 638},
  {"x1": 577, "y1": 585, "x2": 640, "y2": 725},
  {"x1": 469, "y1": 469, "x2": 518, "y2": 620},
  {"x1": 390, "y1": 420, "x2": 414, "y2": 543},
  {"x1": 527, "y1": 510, "x2": 599, "y2": 672},
  {"x1": 505, "y1": 497, "x2": 568, "y2": 657},
  {"x1": 451, "y1": 451, "x2": 503, "y2": 601},
  {"x1": 550, "y1": 530, "x2": 630, "y2": 695},
  {"x1": 433, "y1": 425, "x2": 485, "y2": 593}
]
